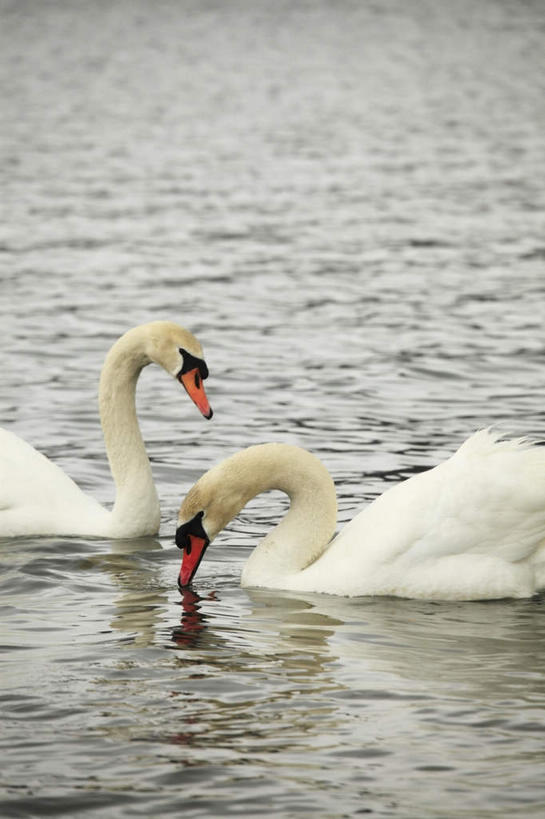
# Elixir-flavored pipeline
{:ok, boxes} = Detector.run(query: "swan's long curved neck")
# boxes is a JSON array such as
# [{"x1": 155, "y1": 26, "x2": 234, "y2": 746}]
[
  {"x1": 98, "y1": 329, "x2": 158, "y2": 534},
  {"x1": 195, "y1": 445, "x2": 338, "y2": 587}
]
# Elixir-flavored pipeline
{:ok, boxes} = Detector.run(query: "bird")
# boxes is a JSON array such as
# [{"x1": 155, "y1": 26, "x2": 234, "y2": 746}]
[
  {"x1": 175, "y1": 433, "x2": 545, "y2": 600},
  {"x1": 0, "y1": 320, "x2": 212, "y2": 538}
]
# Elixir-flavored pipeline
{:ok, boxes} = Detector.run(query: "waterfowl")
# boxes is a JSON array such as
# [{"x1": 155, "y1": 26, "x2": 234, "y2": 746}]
[
  {"x1": 0, "y1": 321, "x2": 212, "y2": 538},
  {"x1": 176, "y1": 433, "x2": 545, "y2": 600}
]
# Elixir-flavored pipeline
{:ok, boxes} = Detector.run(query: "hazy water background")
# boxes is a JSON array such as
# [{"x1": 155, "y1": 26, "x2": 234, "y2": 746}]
[{"x1": 1, "y1": 0, "x2": 545, "y2": 816}]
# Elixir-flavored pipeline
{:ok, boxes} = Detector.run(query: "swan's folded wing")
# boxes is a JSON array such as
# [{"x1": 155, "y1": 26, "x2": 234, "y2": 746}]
[
  {"x1": 408, "y1": 430, "x2": 545, "y2": 565},
  {"x1": 334, "y1": 430, "x2": 545, "y2": 568}
]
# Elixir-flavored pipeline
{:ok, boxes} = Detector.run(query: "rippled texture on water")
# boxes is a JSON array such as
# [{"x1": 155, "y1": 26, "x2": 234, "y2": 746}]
[{"x1": 1, "y1": 0, "x2": 545, "y2": 816}]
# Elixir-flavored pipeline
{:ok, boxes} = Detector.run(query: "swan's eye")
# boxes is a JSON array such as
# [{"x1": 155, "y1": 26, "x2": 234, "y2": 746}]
[{"x1": 178, "y1": 348, "x2": 209, "y2": 380}]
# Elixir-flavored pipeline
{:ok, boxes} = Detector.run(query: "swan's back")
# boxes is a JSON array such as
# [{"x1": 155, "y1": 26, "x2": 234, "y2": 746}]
[{"x1": 295, "y1": 430, "x2": 545, "y2": 599}]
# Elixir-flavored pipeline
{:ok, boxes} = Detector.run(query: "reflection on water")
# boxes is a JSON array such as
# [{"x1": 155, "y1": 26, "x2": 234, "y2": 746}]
[
  {"x1": 2, "y1": 0, "x2": 545, "y2": 815},
  {"x1": 172, "y1": 589, "x2": 217, "y2": 649},
  {"x1": 96, "y1": 538, "x2": 168, "y2": 646},
  {"x1": 1, "y1": 535, "x2": 545, "y2": 816}
]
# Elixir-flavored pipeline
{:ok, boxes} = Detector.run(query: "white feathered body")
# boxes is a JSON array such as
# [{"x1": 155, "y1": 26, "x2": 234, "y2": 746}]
[
  {"x1": 0, "y1": 321, "x2": 207, "y2": 539},
  {"x1": 0, "y1": 428, "x2": 111, "y2": 537},
  {"x1": 287, "y1": 431, "x2": 545, "y2": 599}
]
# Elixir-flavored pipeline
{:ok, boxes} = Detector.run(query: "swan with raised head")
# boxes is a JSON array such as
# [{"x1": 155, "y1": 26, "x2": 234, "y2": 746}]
[
  {"x1": 176, "y1": 433, "x2": 545, "y2": 600},
  {"x1": 1, "y1": 321, "x2": 212, "y2": 538}
]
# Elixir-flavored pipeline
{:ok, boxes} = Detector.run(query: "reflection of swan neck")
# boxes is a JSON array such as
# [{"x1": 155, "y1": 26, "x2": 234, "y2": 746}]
[{"x1": 98, "y1": 328, "x2": 158, "y2": 533}]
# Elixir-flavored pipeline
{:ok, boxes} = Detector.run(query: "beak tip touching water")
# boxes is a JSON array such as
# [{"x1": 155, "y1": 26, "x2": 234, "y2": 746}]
[{"x1": 176, "y1": 515, "x2": 210, "y2": 589}]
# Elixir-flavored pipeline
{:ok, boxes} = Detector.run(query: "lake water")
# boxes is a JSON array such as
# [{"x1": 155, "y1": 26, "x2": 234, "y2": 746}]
[{"x1": 1, "y1": 0, "x2": 545, "y2": 816}]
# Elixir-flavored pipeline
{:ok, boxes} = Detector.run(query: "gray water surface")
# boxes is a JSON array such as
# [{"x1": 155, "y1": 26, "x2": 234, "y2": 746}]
[{"x1": 1, "y1": 1, "x2": 545, "y2": 816}]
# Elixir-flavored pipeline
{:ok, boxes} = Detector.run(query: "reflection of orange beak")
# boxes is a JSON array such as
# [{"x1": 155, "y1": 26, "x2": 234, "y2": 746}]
[{"x1": 179, "y1": 368, "x2": 213, "y2": 419}]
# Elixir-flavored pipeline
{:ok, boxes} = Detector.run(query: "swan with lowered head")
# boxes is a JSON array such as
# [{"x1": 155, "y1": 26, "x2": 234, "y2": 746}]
[
  {"x1": 176, "y1": 433, "x2": 545, "y2": 600},
  {"x1": 0, "y1": 321, "x2": 212, "y2": 539}
]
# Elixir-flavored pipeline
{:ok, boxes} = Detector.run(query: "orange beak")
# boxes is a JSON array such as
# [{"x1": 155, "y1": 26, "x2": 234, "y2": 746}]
[
  {"x1": 179, "y1": 368, "x2": 213, "y2": 419},
  {"x1": 176, "y1": 511, "x2": 210, "y2": 588},
  {"x1": 178, "y1": 535, "x2": 209, "y2": 588}
]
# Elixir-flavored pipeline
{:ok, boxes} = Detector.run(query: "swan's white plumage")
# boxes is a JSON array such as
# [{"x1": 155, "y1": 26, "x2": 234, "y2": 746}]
[
  {"x1": 1, "y1": 321, "x2": 209, "y2": 539},
  {"x1": 294, "y1": 431, "x2": 545, "y2": 599},
  {"x1": 179, "y1": 431, "x2": 545, "y2": 600},
  {"x1": 0, "y1": 428, "x2": 110, "y2": 536}
]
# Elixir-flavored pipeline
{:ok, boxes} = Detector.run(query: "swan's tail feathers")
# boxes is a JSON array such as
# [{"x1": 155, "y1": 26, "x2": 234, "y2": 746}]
[{"x1": 460, "y1": 428, "x2": 543, "y2": 456}]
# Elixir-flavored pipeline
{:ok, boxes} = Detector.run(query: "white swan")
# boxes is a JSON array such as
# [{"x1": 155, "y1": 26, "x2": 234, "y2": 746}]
[
  {"x1": 176, "y1": 433, "x2": 545, "y2": 600},
  {"x1": 0, "y1": 321, "x2": 212, "y2": 539}
]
